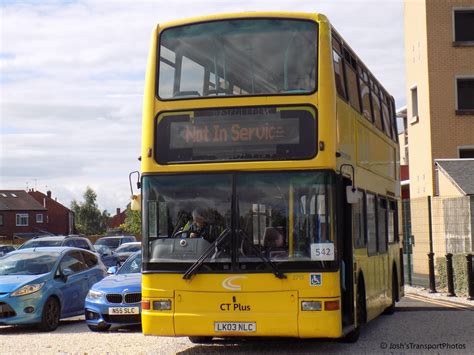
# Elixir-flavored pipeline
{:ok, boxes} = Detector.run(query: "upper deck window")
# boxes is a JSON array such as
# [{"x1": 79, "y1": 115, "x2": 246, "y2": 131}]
[{"x1": 157, "y1": 19, "x2": 318, "y2": 99}]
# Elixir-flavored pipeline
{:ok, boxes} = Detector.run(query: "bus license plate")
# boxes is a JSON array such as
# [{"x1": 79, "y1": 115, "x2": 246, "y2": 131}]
[
  {"x1": 108, "y1": 307, "x2": 139, "y2": 315},
  {"x1": 214, "y1": 322, "x2": 256, "y2": 333}
]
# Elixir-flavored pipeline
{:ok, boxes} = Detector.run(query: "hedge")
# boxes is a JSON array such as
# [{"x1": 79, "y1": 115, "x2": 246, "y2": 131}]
[{"x1": 436, "y1": 254, "x2": 469, "y2": 295}]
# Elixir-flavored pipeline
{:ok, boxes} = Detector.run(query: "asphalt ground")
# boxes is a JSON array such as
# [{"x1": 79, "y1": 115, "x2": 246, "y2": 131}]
[{"x1": 0, "y1": 293, "x2": 473, "y2": 354}]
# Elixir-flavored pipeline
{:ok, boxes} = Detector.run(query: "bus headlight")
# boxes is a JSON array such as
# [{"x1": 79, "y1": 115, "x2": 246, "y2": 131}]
[
  {"x1": 153, "y1": 300, "x2": 172, "y2": 310},
  {"x1": 301, "y1": 301, "x2": 322, "y2": 311}
]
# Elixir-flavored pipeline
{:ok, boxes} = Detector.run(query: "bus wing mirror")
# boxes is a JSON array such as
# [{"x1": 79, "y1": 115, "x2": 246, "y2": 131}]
[
  {"x1": 131, "y1": 194, "x2": 141, "y2": 211},
  {"x1": 346, "y1": 186, "x2": 362, "y2": 204}
]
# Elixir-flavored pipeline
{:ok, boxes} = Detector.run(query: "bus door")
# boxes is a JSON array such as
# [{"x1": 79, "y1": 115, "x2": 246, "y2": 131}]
[{"x1": 337, "y1": 176, "x2": 354, "y2": 327}]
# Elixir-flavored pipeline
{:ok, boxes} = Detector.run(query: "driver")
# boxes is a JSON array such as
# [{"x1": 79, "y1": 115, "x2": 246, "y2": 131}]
[{"x1": 183, "y1": 208, "x2": 211, "y2": 241}]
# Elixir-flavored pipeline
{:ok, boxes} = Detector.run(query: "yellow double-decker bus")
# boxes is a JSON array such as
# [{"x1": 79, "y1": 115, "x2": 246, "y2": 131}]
[{"x1": 139, "y1": 12, "x2": 403, "y2": 343}]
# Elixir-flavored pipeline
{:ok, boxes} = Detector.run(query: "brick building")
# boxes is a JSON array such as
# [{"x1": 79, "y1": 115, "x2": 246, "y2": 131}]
[
  {"x1": 404, "y1": 0, "x2": 474, "y2": 198},
  {"x1": 107, "y1": 207, "x2": 127, "y2": 232},
  {"x1": 0, "y1": 190, "x2": 48, "y2": 241},
  {"x1": 402, "y1": 0, "x2": 474, "y2": 281},
  {"x1": 0, "y1": 190, "x2": 73, "y2": 241},
  {"x1": 28, "y1": 190, "x2": 74, "y2": 236}
]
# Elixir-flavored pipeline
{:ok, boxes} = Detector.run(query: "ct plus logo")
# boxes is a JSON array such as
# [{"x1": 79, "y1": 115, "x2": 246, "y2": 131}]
[{"x1": 221, "y1": 276, "x2": 247, "y2": 291}]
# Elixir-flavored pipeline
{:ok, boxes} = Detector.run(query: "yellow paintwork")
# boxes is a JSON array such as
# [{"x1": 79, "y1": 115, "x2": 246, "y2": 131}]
[
  {"x1": 142, "y1": 272, "x2": 342, "y2": 338},
  {"x1": 141, "y1": 11, "x2": 401, "y2": 339},
  {"x1": 141, "y1": 12, "x2": 335, "y2": 174}
]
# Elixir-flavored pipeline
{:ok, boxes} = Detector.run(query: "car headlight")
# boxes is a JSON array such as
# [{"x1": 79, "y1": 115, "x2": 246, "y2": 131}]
[
  {"x1": 11, "y1": 282, "x2": 45, "y2": 297},
  {"x1": 86, "y1": 289, "x2": 104, "y2": 301}
]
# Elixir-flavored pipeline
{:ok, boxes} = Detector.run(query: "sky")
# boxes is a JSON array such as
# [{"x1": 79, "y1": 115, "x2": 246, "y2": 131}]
[{"x1": 0, "y1": 0, "x2": 405, "y2": 215}]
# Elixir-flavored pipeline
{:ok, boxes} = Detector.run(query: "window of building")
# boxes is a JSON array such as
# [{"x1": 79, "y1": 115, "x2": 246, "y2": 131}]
[
  {"x1": 16, "y1": 213, "x2": 29, "y2": 226},
  {"x1": 456, "y1": 78, "x2": 474, "y2": 113},
  {"x1": 366, "y1": 193, "x2": 377, "y2": 255},
  {"x1": 410, "y1": 85, "x2": 419, "y2": 123},
  {"x1": 453, "y1": 10, "x2": 474, "y2": 43},
  {"x1": 0, "y1": 214, "x2": 3, "y2": 226},
  {"x1": 459, "y1": 147, "x2": 474, "y2": 158},
  {"x1": 36, "y1": 213, "x2": 43, "y2": 223}
]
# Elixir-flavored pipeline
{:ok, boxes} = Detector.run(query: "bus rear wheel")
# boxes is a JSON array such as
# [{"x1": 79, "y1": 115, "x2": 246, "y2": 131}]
[{"x1": 189, "y1": 336, "x2": 213, "y2": 344}]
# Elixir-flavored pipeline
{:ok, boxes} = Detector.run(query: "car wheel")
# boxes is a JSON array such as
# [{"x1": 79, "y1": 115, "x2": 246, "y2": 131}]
[
  {"x1": 188, "y1": 336, "x2": 213, "y2": 344},
  {"x1": 38, "y1": 297, "x2": 60, "y2": 332},
  {"x1": 87, "y1": 323, "x2": 111, "y2": 332}
]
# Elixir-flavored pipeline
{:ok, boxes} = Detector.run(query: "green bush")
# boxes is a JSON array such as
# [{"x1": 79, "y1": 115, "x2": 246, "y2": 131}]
[{"x1": 436, "y1": 254, "x2": 468, "y2": 295}]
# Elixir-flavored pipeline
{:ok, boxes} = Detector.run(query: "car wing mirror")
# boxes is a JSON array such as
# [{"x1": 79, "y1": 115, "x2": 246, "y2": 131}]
[
  {"x1": 107, "y1": 266, "x2": 117, "y2": 274},
  {"x1": 61, "y1": 268, "x2": 74, "y2": 281}
]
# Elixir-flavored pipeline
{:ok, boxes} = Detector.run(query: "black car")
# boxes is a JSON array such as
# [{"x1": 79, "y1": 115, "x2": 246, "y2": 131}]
[{"x1": 18, "y1": 236, "x2": 96, "y2": 252}]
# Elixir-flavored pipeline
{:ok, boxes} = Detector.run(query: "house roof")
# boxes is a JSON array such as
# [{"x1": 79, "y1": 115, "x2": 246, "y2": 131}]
[
  {"x1": 28, "y1": 190, "x2": 71, "y2": 212},
  {"x1": 0, "y1": 190, "x2": 47, "y2": 211},
  {"x1": 435, "y1": 159, "x2": 474, "y2": 195}
]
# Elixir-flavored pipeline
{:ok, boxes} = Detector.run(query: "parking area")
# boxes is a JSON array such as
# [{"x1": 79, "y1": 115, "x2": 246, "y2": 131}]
[{"x1": 1, "y1": 296, "x2": 473, "y2": 354}]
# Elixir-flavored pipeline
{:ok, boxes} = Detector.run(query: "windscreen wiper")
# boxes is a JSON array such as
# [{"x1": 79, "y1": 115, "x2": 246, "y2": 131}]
[
  {"x1": 182, "y1": 228, "x2": 230, "y2": 280},
  {"x1": 238, "y1": 229, "x2": 286, "y2": 279}
]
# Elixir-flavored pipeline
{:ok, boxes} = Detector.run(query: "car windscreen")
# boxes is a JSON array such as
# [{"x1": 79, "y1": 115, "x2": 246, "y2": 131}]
[
  {"x1": 19, "y1": 240, "x2": 63, "y2": 249},
  {"x1": 116, "y1": 245, "x2": 140, "y2": 253},
  {"x1": 117, "y1": 253, "x2": 142, "y2": 274},
  {"x1": 0, "y1": 252, "x2": 59, "y2": 275},
  {"x1": 95, "y1": 238, "x2": 121, "y2": 249}
]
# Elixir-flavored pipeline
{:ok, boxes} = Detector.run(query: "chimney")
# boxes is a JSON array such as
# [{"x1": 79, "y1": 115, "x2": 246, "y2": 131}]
[
  {"x1": 116, "y1": 208, "x2": 121, "y2": 215},
  {"x1": 47, "y1": 190, "x2": 52, "y2": 198}
]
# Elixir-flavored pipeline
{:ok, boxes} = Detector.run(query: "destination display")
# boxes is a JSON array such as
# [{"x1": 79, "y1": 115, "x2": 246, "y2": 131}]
[
  {"x1": 155, "y1": 106, "x2": 317, "y2": 164},
  {"x1": 169, "y1": 117, "x2": 299, "y2": 149}
]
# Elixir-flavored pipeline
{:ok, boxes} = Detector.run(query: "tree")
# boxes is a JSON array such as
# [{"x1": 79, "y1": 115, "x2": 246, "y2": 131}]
[
  {"x1": 71, "y1": 187, "x2": 109, "y2": 235},
  {"x1": 120, "y1": 206, "x2": 141, "y2": 237}
]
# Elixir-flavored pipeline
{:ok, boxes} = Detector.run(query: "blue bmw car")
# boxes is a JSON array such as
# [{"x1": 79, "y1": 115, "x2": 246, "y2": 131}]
[
  {"x1": 0, "y1": 247, "x2": 107, "y2": 331},
  {"x1": 85, "y1": 251, "x2": 141, "y2": 331}
]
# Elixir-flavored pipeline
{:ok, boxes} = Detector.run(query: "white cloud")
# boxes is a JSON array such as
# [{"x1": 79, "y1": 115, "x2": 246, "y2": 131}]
[{"x1": 0, "y1": 0, "x2": 405, "y2": 213}]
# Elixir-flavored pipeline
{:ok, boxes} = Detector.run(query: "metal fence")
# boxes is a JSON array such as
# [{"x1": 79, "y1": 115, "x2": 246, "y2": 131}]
[{"x1": 402, "y1": 195, "x2": 474, "y2": 291}]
